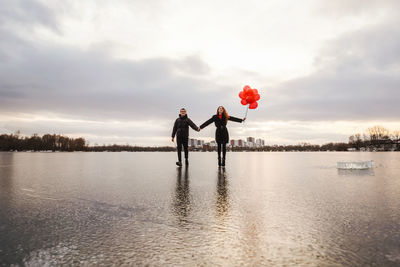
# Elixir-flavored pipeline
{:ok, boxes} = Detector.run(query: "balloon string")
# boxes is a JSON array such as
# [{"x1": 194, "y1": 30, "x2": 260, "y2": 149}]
[{"x1": 244, "y1": 106, "x2": 249, "y2": 122}]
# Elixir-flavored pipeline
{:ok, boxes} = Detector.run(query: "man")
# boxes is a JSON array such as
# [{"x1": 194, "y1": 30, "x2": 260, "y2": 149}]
[{"x1": 171, "y1": 108, "x2": 200, "y2": 166}]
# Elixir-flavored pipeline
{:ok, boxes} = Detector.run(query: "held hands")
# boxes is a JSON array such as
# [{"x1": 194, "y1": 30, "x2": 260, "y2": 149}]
[{"x1": 242, "y1": 118, "x2": 246, "y2": 121}]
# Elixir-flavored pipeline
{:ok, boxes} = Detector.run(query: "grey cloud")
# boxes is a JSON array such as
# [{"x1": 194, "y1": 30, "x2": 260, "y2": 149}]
[
  {"x1": 0, "y1": 1, "x2": 235, "y2": 122},
  {"x1": 1, "y1": 0, "x2": 400, "y2": 130},
  {"x1": 0, "y1": 30, "x2": 232, "y2": 122},
  {"x1": 175, "y1": 55, "x2": 211, "y2": 76},
  {"x1": 0, "y1": 0, "x2": 58, "y2": 31},
  {"x1": 315, "y1": 22, "x2": 400, "y2": 71},
  {"x1": 251, "y1": 19, "x2": 400, "y2": 122},
  {"x1": 314, "y1": 0, "x2": 400, "y2": 18}
]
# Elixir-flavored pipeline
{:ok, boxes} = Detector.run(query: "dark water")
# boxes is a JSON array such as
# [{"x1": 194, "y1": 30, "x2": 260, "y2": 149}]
[{"x1": 1, "y1": 152, "x2": 400, "y2": 266}]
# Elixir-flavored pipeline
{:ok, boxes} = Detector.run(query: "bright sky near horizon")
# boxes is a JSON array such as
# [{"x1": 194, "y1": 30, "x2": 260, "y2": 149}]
[{"x1": 1, "y1": 0, "x2": 400, "y2": 145}]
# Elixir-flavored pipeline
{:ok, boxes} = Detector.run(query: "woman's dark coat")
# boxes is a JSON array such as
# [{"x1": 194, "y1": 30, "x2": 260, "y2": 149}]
[
  {"x1": 200, "y1": 114, "x2": 243, "y2": 144},
  {"x1": 172, "y1": 114, "x2": 198, "y2": 138}
]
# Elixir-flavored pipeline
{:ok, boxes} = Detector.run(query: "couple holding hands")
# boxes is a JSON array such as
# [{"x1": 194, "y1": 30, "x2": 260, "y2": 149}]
[{"x1": 171, "y1": 106, "x2": 245, "y2": 167}]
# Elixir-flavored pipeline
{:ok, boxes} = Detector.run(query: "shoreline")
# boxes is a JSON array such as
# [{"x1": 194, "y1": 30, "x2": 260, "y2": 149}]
[{"x1": 1, "y1": 150, "x2": 399, "y2": 153}]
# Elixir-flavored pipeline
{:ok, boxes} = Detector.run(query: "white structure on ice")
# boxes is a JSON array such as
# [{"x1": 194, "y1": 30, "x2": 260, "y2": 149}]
[{"x1": 337, "y1": 160, "x2": 373, "y2": 170}]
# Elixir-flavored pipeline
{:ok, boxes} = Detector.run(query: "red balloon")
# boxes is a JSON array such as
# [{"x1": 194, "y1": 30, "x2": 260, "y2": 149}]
[
  {"x1": 238, "y1": 85, "x2": 260, "y2": 109},
  {"x1": 246, "y1": 95, "x2": 255, "y2": 103},
  {"x1": 249, "y1": 102, "x2": 258, "y2": 109}
]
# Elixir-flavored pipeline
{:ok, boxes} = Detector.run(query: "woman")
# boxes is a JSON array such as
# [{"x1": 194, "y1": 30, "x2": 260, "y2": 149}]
[{"x1": 200, "y1": 106, "x2": 245, "y2": 166}]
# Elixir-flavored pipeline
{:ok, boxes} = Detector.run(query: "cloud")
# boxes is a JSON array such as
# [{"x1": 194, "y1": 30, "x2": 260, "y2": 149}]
[
  {"x1": 0, "y1": 0, "x2": 58, "y2": 31},
  {"x1": 1, "y1": 0, "x2": 400, "y2": 145},
  {"x1": 0, "y1": 1, "x2": 235, "y2": 122},
  {"x1": 0, "y1": 33, "x2": 232, "y2": 121},
  {"x1": 4, "y1": 19, "x2": 399, "y2": 124},
  {"x1": 314, "y1": 0, "x2": 400, "y2": 18},
  {"x1": 251, "y1": 19, "x2": 400, "y2": 121}
]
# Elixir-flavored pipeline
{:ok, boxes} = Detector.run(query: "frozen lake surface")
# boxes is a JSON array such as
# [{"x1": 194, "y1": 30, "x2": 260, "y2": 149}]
[{"x1": 1, "y1": 152, "x2": 400, "y2": 266}]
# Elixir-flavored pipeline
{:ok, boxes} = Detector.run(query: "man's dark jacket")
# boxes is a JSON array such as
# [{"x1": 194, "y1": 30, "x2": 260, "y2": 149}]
[{"x1": 172, "y1": 114, "x2": 198, "y2": 139}]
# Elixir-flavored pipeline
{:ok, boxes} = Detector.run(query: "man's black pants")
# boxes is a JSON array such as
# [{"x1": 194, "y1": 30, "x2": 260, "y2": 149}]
[{"x1": 177, "y1": 136, "x2": 189, "y2": 162}]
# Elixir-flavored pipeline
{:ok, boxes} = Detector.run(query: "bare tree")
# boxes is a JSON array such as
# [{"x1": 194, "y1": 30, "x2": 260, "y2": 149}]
[
  {"x1": 349, "y1": 135, "x2": 355, "y2": 144},
  {"x1": 367, "y1": 125, "x2": 390, "y2": 141},
  {"x1": 354, "y1": 133, "x2": 362, "y2": 150},
  {"x1": 392, "y1": 130, "x2": 400, "y2": 140}
]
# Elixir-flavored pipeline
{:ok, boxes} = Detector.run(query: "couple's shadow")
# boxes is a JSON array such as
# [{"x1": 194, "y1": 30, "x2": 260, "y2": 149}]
[{"x1": 172, "y1": 167, "x2": 230, "y2": 224}]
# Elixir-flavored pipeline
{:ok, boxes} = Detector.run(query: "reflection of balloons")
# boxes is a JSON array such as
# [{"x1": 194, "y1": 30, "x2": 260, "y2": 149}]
[{"x1": 239, "y1": 85, "x2": 260, "y2": 109}]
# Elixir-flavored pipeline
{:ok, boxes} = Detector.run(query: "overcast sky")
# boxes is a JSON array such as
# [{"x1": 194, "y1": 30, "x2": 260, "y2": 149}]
[{"x1": 1, "y1": 0, "x2": 399, "y2": 145}]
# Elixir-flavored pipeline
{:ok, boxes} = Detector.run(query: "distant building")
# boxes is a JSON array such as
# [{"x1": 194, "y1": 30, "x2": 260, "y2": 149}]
[
  {"x1": 230, "y1": 140, "x2": 239, "y2": 147},
  {"x1": 189, "y1": 139, "x2": 205, "y2": 148},
  {"x1": 256, "y1": 138, "x2": 265, "y2": 147},
  {"x1": 246, "y1": 137, "x2": 255, "y2": 148},
  {"x1": 238, "y1": 139, "x2": 244, "y2": 147},
  {"x1": 205, "y1": 137, "x2": 265, "y2": 149},
  {"x1": 189, "y1": 139, "x2": 196, "y2": 147},
  {"x1": 197, "y1": 140, "x2": 204, "y2": 147}
]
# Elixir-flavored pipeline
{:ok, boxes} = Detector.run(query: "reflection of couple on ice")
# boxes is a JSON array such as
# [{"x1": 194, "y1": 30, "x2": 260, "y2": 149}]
[{"x1": 171, "y1": 106, "x2": 245, "y2": 167}]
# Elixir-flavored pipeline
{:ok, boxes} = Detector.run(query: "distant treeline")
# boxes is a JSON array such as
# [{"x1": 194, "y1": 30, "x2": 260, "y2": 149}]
[
  {"x1": 347, "y1": 125, "x2": 400, "y2": 151},
  {"x1": 0, "y1": 134, "x2": 350, "y2": 152},
  {"x1": 0, "y1": 133, "x2": 174, "y2": 152},
  {"x1": 0, "y1": 133, "x2": 86, "y2": 151},
  {"x1": 1, "y1": 125, "x2": 399, "y2": 152}
]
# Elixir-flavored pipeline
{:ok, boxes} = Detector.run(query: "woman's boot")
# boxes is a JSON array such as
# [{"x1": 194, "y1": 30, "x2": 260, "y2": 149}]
[
  {"x1": 218, "y1": 157, "x2": 221, "y2": 167},
  {"x1": 222, "y1": 158, "x2": 225, "y2": 166}
]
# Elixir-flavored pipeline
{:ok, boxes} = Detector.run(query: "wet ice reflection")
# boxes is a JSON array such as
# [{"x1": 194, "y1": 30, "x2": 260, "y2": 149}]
[{"x1": 1, "y1": 152, "x2": 400, "y2": 266}]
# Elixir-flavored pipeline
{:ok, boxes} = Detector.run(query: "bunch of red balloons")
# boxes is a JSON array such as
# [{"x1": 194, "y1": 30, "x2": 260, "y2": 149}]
[{"x1": 239, "y1": 85, "x2": 260, "y2": 109}]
